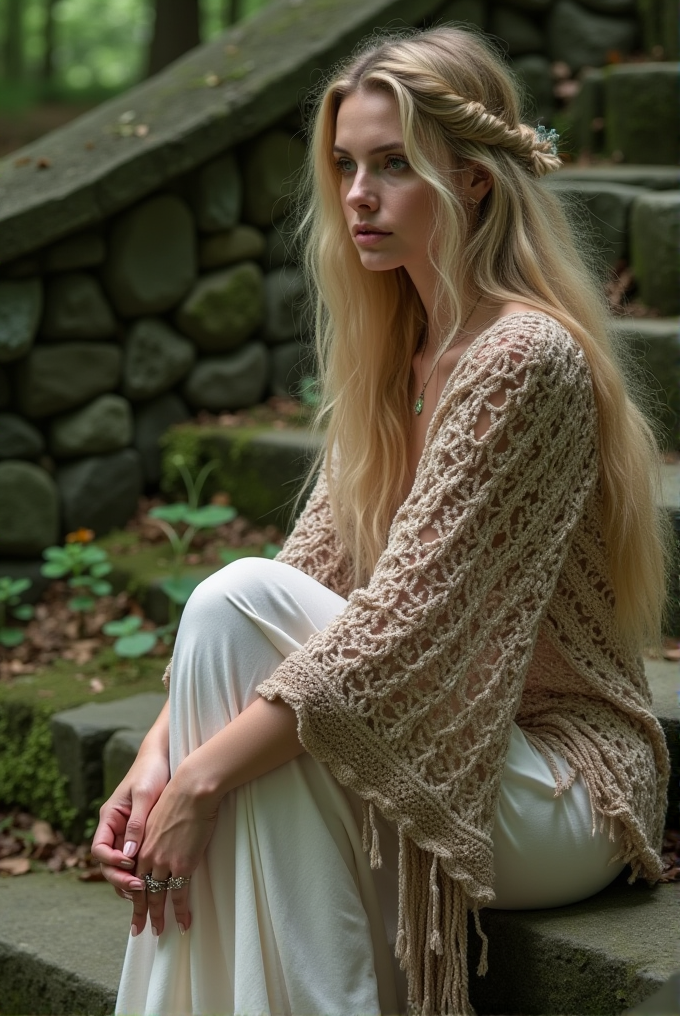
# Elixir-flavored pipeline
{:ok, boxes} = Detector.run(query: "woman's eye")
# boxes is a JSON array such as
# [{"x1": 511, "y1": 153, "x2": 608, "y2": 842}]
[
  {"x1": 386, "y1": 155, "x2": 409, "y2": 171},
  {"x1": 334, "y1": 158, "x2": 355, "y2": 174}
]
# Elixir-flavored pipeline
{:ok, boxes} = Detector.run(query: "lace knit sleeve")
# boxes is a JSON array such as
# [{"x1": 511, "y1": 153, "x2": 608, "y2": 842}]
[
  {"x1": 274, "y1": 467, "x2": 355, "y2": 599},
  {"x1": 257, "y1": 315, "x2": 600, "y2": 897}
]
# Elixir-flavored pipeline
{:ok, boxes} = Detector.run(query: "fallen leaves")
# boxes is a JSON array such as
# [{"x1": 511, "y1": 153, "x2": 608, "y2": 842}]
[
  {"x1": 0, "y1": 810, "x2": 100, "y2": 878},
  {"x1": 659, "y1": 829, "x2": 680, "y2": 883},
  {"x1": 0, "y1": 857, "x2": 30, "y2": 876}
]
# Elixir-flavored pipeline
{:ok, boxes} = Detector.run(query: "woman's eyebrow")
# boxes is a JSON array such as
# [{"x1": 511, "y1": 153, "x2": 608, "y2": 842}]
[{"x1": 333, "y1": 142, "x2": 405, "y2": 155}]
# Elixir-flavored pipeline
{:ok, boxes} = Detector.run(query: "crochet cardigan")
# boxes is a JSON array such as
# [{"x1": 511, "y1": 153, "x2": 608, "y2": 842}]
[{"x1": 166, "y1": 312, "x2": 670, "y2": 1016}]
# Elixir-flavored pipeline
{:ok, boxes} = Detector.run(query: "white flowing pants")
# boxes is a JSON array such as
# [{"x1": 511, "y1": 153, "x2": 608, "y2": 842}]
[{"x1": 116, "y1": 558, "x2": 625, "y2": 1016}]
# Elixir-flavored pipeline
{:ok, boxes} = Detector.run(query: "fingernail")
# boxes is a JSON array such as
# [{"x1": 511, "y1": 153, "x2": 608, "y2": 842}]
[
  {"x1": 178, "y1": 923, "x2": 186, "y2": 936},
  {"x1": 130, "y1": 925, "x2": 139, "y2": 938},
  {"x1": 130, "y1": 880, "x2": 145, "y2": 891},
  {"x1": 151, "y1": 925, "x2": 159, "y2": 937},
  {"x1": 123, "y1": 841, "x2": 137, "y2": 857},
  {"x1": 120, "y1": 859, "x2": 134, "y2": 869}
]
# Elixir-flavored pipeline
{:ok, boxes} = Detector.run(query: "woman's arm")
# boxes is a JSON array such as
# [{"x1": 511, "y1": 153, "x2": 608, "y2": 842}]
[{"x1": 127, "y1": 695, "x2": 303, "y2": 936}]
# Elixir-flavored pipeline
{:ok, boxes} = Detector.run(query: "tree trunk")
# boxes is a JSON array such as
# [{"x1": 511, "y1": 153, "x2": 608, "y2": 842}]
[
  {"x1": 147, "y1": 0, "x2": 201, "y2": 78},
  {"x1": 3, "y1": 0, "x2": 24, "y2": 81},
  {"x1": 41, "y1": 0, "x2": 58, "y2": 84}
]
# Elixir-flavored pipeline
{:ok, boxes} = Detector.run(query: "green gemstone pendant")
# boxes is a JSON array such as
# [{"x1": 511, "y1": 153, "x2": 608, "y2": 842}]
[{"x1": 414, "y1": 393, "x2": 424, "y2": 415}]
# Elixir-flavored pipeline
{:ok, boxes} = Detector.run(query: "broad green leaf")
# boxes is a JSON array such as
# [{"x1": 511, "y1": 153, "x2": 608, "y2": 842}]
[
  {"x1": 42, "y1": 546, "x2": 69, "y2": 562},
  {"x1": 91, "y1": 580, "x2": 113, "y2": 597},
  {"x1": 82, "y1": 546, "x2": 108, "y2": 564},
  {"x1": 2, "y1": 577, "x2": 32, "y2": 598},
  {"x1": 68, "y1": 595, "x2": 95, "y2": 612},
  {"x1": 11, "y1": 604, "x2": 33, "y2": 621},
  {"x1": 103, "y1": 615, "x2": 143, "y2": 637},
  {"x1": 41, "y1": 561, "x2": 70, "y2": 578},
  {"x1": 184, "y1": 505, "x2": 237, "y2": 528},
  {"x1": 160, "y1": 576, "x2": 201, "y2": 606},
  {"x1": 149, "y1": 504, "x2": 191, "y2": 524},
  {"x1": 114, "y1": 631, "x2": 158, "y2": 658},
  {"x1": 0, "y1": 628, "x2": 25, "y2": 647},
  {"x1": 90, "y1": 562, "x2": 112, "y2": 578},
  {"x1": 263, "y1": 543, "x2": 282, "y2": 559}
]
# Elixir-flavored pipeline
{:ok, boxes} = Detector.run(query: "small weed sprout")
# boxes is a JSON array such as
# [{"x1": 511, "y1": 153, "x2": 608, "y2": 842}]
[
  {"x1": 0, "y1": 577, "x2": 34, "y2": 647},
  {"x1": 40, "y1": 529, "x2": 112, "y2": 630}
]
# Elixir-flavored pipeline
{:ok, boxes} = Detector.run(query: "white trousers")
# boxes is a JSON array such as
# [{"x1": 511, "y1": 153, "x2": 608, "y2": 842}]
[{"x1": 116, "y1": 558, "x2": 625, "y2": 1016}]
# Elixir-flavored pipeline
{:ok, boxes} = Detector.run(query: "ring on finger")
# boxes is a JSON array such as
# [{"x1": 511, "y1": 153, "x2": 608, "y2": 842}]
[
  {"x1": 143, "y1": 873, "x2": 170, "y2": 893},
  {"x1": 167, "y1": 875, "x2": 191, "y2": 891}
]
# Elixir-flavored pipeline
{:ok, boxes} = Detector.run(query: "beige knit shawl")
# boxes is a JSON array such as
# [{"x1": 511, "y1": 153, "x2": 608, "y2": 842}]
[{"x1": 166, "y1": 313, "x2": 669, "y2": 1016}]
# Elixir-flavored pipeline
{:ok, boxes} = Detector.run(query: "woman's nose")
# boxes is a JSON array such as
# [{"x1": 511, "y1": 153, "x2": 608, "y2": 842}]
[{"x1": 345, "y1": 170, "x2": 379, "y2": 211}]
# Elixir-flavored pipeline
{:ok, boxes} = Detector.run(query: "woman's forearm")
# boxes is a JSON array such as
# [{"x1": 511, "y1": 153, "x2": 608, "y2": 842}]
[
  {"x1": 138, "y1": 698, "x2": 170, "y2": 759},
  {"x1": 174, "y1": 695, "x2": 303, "y2": 806}
]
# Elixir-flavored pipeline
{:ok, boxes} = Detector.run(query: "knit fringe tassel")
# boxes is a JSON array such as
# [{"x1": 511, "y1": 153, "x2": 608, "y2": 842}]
[{"x1": 359, "y1": 819, "x2": 488, "y2": 1016}]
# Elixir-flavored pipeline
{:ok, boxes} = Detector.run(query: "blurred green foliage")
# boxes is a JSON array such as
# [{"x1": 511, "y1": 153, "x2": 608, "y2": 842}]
[{"x1": 0, "y1": 0, "x2": 273, "y2": 107}]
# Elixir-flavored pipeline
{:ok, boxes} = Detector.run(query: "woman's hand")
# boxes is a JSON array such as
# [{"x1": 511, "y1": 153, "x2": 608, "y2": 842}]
[{"x1": 129, "y1": 759, "x2": 220, "y2": 937}]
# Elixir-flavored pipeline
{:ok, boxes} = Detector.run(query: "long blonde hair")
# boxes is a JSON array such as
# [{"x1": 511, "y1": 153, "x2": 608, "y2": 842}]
[{"x1": 296, "y1": 25, "x2": 669, "y2": 648}]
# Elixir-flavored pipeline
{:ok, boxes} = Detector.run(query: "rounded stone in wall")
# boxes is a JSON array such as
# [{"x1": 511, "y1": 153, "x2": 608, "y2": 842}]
[
  {"x1": 0, "y1": 414, "x2": 45, "y2": 460},
  {"x1": 14, "y1": 342, "x2": 122, "y2": 418},
  {"x1": 631, "y1": 191, "x2": 680, "y2": 316},
  {"x1": 0, "y1": 278, "x2": 43, "y2": 364},
  {"x1": 0, "y1": 460, "x2": 59, "y2": 556},
  {"x1": 242, "y1": 131, "x2": 306, "y2": 228},
  {"x1": 56, "y1": 449, "x2": 143, "y2": 537},
  {"x1": 43, "y1": 230, "x2": 106, "y2": 273},
  {"x1": 199, "y1": 226, "x2": 266, "y2": 270},
  {"x1": 41, "y1": 272, "x2": 117, "y2": 341},
  {"x1": 190, "y1": 153, "x2": 242, "y2": 233},
  {"x1": 489, "y1": 7, "x2": 544, "y2": 55},
  {"x1": 123, "y1": 318, "x2": 195, "y2": 401},
  {"x1": 264, "y1": 267, "x2": 306, "y2": 344},
  {"x1": 546, "y1": 0, "x2": 638, "y2": 71},
  {"x1": 270, "y1": 342, "x2": 312, "y2": 399},
  {"x1": 183, "y1": 342, "x2": 269, "y2": 412},
  {"x1": 134, "y1": 393, "x2": 190, "y2": 487},
  {"x1": 49, "y1": 394, "x2": 134, "y2": 459},
  {"x1": 103, "y1": 195, "x2": 197, "y2": 317},
  {"x1": 175, "y1": 261, "x2": 264, "y2": 352}
]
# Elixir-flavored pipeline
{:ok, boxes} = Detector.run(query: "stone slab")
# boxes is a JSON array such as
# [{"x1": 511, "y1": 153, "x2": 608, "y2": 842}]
[
  {"x1": 552, "y1": 166, "x2": 680, "y2": 191},
  {"x1": 0, "y1": 0, "x2": 445, "y2": 266},
  {"x1": 103, "y1": 728, "x2": 148, "y2": 798},
  {"x1": 50, "y1": 693, "x2": 166, "y2": 816},
  {"x1": 610, "y1": 317, "x2": 680, "y2": 449},
  {"x1": 0, "y1": 870, "x2": 127, "y2": 1015}
]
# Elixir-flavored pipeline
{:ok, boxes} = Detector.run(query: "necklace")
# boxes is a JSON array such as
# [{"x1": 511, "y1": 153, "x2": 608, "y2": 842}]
[{"x1": 413, "y1": 297, "x2": 481, "y2": 415}]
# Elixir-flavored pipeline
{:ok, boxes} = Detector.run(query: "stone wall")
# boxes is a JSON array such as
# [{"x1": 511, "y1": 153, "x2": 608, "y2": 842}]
[{"x1": 0, "y1": 0, "x2": 676, "y2": 563}]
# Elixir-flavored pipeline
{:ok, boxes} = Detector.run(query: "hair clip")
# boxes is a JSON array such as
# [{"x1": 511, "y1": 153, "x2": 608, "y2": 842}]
[{"x1": 535, "y1": 125, "x2": 560, "y2": 155}]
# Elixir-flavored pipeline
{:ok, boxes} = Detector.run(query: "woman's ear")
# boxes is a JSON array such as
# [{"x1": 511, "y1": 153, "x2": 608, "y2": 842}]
[{"x1": 463, "y1": 163, "x2": 493, "y2": 204}]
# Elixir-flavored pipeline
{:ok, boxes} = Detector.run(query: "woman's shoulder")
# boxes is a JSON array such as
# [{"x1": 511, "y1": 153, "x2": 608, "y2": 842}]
[{"x1": 470, "y1": 303, "x2": 589, "y2": 379}]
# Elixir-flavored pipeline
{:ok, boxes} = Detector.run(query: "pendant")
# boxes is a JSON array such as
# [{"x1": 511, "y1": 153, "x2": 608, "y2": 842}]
[{"x1": 414, "y1": 393, "x2": 424, "y2": 415}]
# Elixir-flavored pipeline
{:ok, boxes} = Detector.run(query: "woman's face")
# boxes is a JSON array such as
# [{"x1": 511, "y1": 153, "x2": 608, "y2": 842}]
[{"x1": 333, "y1": 88, "x2": 438, "y2": 277}]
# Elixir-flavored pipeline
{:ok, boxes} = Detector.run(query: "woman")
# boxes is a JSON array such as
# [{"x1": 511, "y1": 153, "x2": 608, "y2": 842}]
[{"x1": 93, "y1": 26, "x2": 670, "y2": 1016}]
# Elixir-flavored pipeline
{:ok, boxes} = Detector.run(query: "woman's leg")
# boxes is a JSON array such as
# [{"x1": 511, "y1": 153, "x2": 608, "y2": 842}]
[
  {"x1": 487, "y1": 723, "x2": 626, "y2": 910},
  {"x1": 116, "y1": 558, "x2": 399, "y2": 1016}
]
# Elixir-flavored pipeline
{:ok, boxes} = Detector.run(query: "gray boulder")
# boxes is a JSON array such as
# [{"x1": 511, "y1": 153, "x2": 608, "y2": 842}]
[
  {"x1": 43, "y1": 231, "x2": 106, "y2": 273},
  {"x1": 0, "y1": 414, "x2": 45, "y2": 460},
  {"x1": 547, "y1": 0, "x2": 638, "y2": 71},
  {"x1": 0, "y1": 460, "x2": 59, "y2": 557},
  {"x1": 270, "y1": 342, "x2": 312, "y2": 399},
  {"x1": 123, "y1": 318, "x2": 195, "y2": 401},
  {"x1": 512, "y1": 55, "x2": 554, "y2": 122},
  {"x1": 56, "y1": 449, "x2": 143, "y2": 537},
  {"x1": 489, "y1": 7, "x2": 544, "y2": 54},
  {"x1": 545, "y1": 179, "x2": 645, "y2": 266},
  {"x1": 0, "y1": 278, "x2": 42, "y2": 364},
  {"x1": 630, "y1": 192, "x2": 680, "y2": 316},
  {"x1": 103, "y1": 195, "x2": 196, "y2": 316},
  {"x1": 175, "y1": 261, "x2": 264, "y2": 352},
  {"x1": 264, "y1": 267, "x2": 307, "y2": 344},
  {"x1": 41, "y1": 272, "x2": 117, "y2": 341},
  {"x1": 0, "y1": 368, "x2": 8, "y2": 408},
  {"x1": 439, "y1": 0, "x2": 487, "y2": 28},
  {"x1": 199, "y1": 225, "x2": 266, "y2": 270},
  {"x1": 134, "y1": 393, "x2": 190, "y2": 486},
  {"x1": 14, "y1": 342, "x2": 122, "y2": 418},
  {"x1": 605, "y1": 64, "x2": 680, "y2": 165},
  {"x1": 49, "y1": 395, "x2": 134, "y2": 459},
  {"x1": 242, "y1": 131, "x2": 306, "y2": 227},
  {"x1": 610, "y1": 317, "x2": 680, "y2": 448},
  {"x1": 183, "y1": 343, "x2": 269, "y2": 412},
  {"x1": 190, "y1": 153, "x2": 242, "y2": 233}
]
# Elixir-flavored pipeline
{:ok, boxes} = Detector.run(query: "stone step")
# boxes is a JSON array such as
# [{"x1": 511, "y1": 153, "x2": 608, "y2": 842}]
[{"x1": 0, "y1": 842, "x2": 677, "y2": 1015}]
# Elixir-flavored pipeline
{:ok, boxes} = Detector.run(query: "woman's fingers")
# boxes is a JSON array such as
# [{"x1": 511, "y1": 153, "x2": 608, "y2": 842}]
[
  {"x1": 138, "y1": 869, "x2": 171, "y2": 937},
  {"x1": 100, "y1": 861, "x2": 145, "y2": 895},
  {"x1": 169, "y1": 877, "x2": 192, "y2": 934}
]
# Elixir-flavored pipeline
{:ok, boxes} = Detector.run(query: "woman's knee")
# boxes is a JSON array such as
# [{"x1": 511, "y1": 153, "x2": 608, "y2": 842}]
[{"x1": 181, "y1": 557, "x2": 288, "y2": 626}]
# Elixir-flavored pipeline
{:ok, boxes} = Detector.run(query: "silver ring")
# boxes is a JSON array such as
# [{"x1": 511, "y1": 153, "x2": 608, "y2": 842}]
[
  {"x1": 143, "y1": 873, "x2": 169, "y2": 893},
  {"x1": 167, "y1": 875, "x2": 191, "y2": 890}
]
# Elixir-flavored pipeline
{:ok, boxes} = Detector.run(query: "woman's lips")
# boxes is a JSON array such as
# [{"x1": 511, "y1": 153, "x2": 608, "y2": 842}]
[{"x1": 354, "y1": 230, "x2": 392, "y2": 246}]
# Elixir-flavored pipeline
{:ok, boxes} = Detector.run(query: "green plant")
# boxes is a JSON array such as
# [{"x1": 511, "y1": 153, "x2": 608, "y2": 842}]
[
  {"x1": 0, "y1": 577, "x2": 34, "y2": 647},
  {"x1": 102, "y1": 614, "x2": 160, "y2": 658},
  {"x1": 149, "y1": 457, "x2": 236, "y2": 622},
  {"x1": 40, "y1": 539, "x2": 113, "y2": 613}
]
